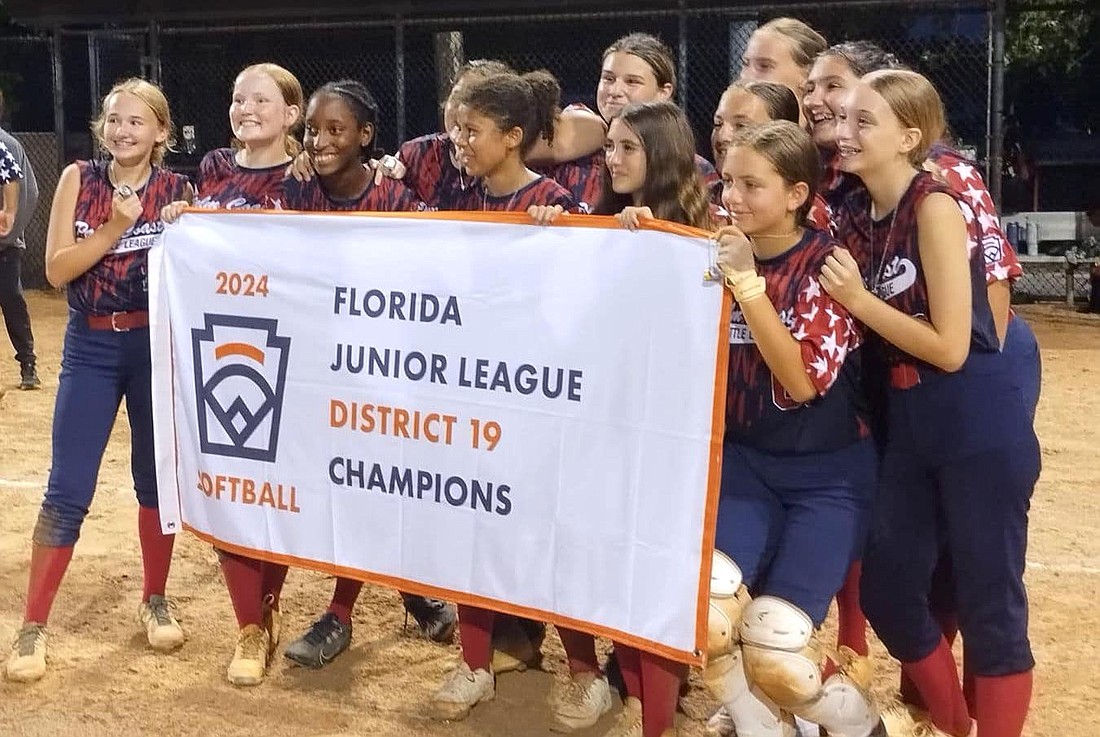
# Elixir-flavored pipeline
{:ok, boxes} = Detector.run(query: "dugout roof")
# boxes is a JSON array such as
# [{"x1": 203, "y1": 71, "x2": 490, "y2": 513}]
[{"x1": 7, "y1": 0, "x2": 691, "y2": 27}]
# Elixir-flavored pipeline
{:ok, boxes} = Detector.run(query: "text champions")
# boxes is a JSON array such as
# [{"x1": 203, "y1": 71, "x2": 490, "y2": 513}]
[{"x1": 332, "y1": 286, "x2": 584, "y2": 402}]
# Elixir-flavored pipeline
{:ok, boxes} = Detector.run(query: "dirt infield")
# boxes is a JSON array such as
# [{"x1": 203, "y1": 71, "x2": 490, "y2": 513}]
[{"x1": 1, "y1": 291, "x2": 1097, "y2": 737}]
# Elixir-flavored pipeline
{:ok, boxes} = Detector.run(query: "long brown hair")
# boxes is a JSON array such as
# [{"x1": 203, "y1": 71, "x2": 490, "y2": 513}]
[{"x1": 594, "y1": 100, "x2": 710, "y2": 229}]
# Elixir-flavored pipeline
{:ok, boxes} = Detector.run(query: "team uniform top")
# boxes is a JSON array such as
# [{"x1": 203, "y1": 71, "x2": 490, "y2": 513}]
[
  {"x1": 725, "y1": 227, "x2": 864, "y2": 454},
  {"x1": 929, "y1": 143, "x2": 1022, "y2": 285},
  {"x1": 397, "y1": 132, "x2": 477, "y2": 210},
  {"x1": 68, "y1": 160, "x2": 189, "y2": 315},
  {"x1": 448, "y1": 175, "x2": 577, "y2": 212},
  {"x1": 193, "y1": 147, "x2": 287, "y2": 210},
  {"x1": 835, "y1": 171, "x2": 1000, "y2": 370},
  {"x1": 284, "y1": 174, "x2": 426, "y2": 212}
]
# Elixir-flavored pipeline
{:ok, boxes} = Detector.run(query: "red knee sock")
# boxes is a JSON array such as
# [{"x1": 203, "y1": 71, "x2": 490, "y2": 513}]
[
  {"x1": 24, "y1": 544, "x2": 75, "y2": 624},
  {"x1": 901, "y1": 612, "x2": 960, "y2": 709},
  {"x1": 218, "y1": 550, "x2": 263, "y2": 628},
  {"x1": 639, "y1": 651, "x2": 685, "y2": 737},
  {"x1": 975, "y1": 671, "x2": 1032, "y2": 737},
  {"x1": 260, "y1": 561, "x2": 289, "y2": 607},
  {"x1": 327, "y1": 577, "x2": 363, "y2": 625},
  {"x1": 456, "y1": 604, "x2": 495, "y2": 671},
  {"x1": 837, "y1": 561, "x2": 869, "y2": 656},
  {"x1": 137, "y1": 506, "x2": 175, "y2": 602},
  {"x1": 899, "y1": 637, "x2": 971, "y2": 736},
  {"x1": 616, "y1": 644, "x2": 643, "y2": 700},
  {"x1": 557, "y1": 627, "x2": 600, "y2": 677}
]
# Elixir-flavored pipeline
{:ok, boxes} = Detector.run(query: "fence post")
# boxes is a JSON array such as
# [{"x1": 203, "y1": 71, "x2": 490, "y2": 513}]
[
  {"x1": 394, "y1": 18, "x2": 406, "y2": 145},
  {"x1": 145, "y1": 20, "x2": 162, "y2": 84},
  {"x1": 989, "y1": 0, "x2": 1006, "y2": 211},
  {"x1": 51, "y1": 26, "x2": 66, "y2": 172},
  {"x1": 677, "y1": 0, "x2": 688, "y2": 105},
  {"x1": 88, "y1": 32, "x2": 102, "y2": 122}
]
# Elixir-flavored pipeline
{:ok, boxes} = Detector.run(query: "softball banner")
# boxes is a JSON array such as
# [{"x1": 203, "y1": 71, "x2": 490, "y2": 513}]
[{"x1": 148, "y1": 210, "x2": 729, "y2": 663}]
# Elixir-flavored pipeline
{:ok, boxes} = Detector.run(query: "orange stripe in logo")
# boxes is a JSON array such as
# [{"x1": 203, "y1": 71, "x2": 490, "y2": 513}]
[{"x1": 214, "y1": 342, "x2": 265, "y2": 364}]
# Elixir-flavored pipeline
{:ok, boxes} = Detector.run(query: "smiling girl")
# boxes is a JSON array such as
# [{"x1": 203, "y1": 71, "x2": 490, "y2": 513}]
[
  {"x1": 449, "y1": 71, "x2": 576, "y2": 213},
  {"x1": 279, "y1": 79, "x2": 425, "y2": 669},
  {"x1": 822, "y1": 70, "x2": 1039, "y2": 737},
  {"x1": 161, "y1": 62, "x2": 304, "y2": 688},
  {"x1": 804, "y1": 45, "x2": 1040, "y2": 714},
  {"x1": 427, "y1": 69, "x2": 576, "y2": 724},
  {"x1": 6, "y1": 79, "x2": 191, "y2": 683},
  {"x1": 701, "y1": 119, "x2": 882, "y2": 737},
  {"x1": 531, "y1": 101, "x2": 713, "y2": 737}
]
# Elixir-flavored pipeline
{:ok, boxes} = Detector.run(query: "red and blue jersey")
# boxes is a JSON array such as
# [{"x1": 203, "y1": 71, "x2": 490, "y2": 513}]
[
  {"x1": 835, "y1": 171, "x2": 1000, "y2": 367},
  {"x1": 929, "y1": 143, "x2": 1022, "y2": 285},
  {"x1": 534, "y1": 151, "x2": 603, "y2": 214},
  {"x1": 448, "y1": 175, "x2": 577, "y2": 213},
  {"x1": 68, "y1": 160, "x2": 189, "y2": 315},
  {"x1": 725, "y1": 228, "x2": 865, "y2": 453},
  {"x1": 284, "y1": 174, "x2": 426, "y2": 213},
  {"x1": 397, "y1": 132, "x2": 477, "y2": 210},
  {"x1": 194, "y1": 148, "x2": 286, "y2": 210}
]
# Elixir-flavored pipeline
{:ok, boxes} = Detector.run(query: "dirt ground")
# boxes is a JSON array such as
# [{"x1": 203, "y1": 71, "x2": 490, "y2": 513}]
[{"x1": 0, "y1": 291, "x2": 1097, "y2": 737}]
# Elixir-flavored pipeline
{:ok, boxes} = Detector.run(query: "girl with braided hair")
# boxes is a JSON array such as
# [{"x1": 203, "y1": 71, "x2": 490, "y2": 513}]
[{"x1": 279, "y1": 79, "x2": 429, "y2": 669}]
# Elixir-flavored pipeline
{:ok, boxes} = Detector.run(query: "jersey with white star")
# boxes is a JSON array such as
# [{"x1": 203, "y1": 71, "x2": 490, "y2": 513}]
[
  {"x1": 0, "y1": 140, "x2": 23, "y2": 184},
  {"x1": 835, "y1": 171, "x2": 1000, "y2": 368},
  {"x1": 929, "y1": 144, "x2": 1022, "y2": 285},
  {"x1": 725, "y1": 227, "x2": 867, "y2": 453}
]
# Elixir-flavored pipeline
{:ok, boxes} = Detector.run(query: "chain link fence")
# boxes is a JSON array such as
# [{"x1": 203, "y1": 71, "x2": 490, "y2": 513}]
[
  {"x1": 1, "y1": 34, "x2": 55, "y2": 288},
  {"x1": 3, "y1": 1, "x2": 1090, "y2": 302}
]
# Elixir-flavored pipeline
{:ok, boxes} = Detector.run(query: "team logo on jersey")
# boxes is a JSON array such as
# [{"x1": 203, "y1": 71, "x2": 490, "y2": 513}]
[
  {"x1": 192, "y1": 314, "x2": 291, "y2": 462},
  {"x1": 873, "y1": 257, "x2": 917, "y2": 300}
]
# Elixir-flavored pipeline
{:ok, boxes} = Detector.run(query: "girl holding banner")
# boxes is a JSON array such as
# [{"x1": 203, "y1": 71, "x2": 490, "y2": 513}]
[
  {"x1": 6, "y1": 79, "x2": 191, "y2": 683},
  {"x1": 704, "y1": 120, "x2": 884, "y2": 737},
  {"x1": 428, "y1": 69, "x2": 578, "y2": 723},
  {"x1": 279, "y1": 78, "x2": 435, "y2": 670},
  {"x1": 161, "y1": 62, "x2": 304, "y2": 687},
  {"x1": 530, "y1": 99, "x2": 712, "y2": 737}
]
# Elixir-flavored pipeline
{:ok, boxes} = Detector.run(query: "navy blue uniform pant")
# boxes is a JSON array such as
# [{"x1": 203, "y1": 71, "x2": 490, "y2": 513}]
[
  {"x1": 860, "y1": 351, "x2": 1039, "y2": 676},
  {"x1": 715, "y1": 439, "x2": 875, "y2": 626},
  {"x1": 33, "y1": 313, "x2": 158, "y2": 547}
]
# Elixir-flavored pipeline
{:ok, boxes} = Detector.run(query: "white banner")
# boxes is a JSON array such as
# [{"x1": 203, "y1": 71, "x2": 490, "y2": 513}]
[{"x1": 149, "y1": 210, "x2": 729, "y2": 663}]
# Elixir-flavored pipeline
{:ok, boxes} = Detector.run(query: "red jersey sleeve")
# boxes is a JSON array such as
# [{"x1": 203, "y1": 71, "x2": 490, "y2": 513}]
[
  {"x1": 806, "y1": 194, "x2": 835, "y2": 235},
  {"x1": 788, "y1": 275, "x2": 860, "y2": 396},
  {"x1": 934, "y1": 151, "x2": 1022, "y2": 284}
]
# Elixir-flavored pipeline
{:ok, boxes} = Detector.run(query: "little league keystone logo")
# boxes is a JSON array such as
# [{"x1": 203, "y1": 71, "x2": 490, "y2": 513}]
[{"x1": 192, "y1": 314, "x2": 291, "y2": 462}]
